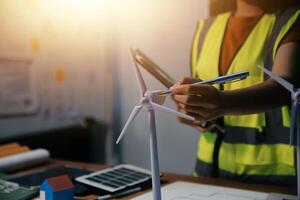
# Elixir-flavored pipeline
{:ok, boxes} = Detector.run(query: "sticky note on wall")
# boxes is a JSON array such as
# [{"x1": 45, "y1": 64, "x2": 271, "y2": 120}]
[
  {"x1": 30, "y1": 37, "x2": 40, "y2": 52},
  {"x1": 55, "y1": 67, "x2": 65, "y2": 83}
]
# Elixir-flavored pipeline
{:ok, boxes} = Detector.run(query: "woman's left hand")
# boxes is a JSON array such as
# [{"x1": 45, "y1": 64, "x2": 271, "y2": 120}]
[{"x1": 170, "y1": 83, "x2": 226, "y2": 122}]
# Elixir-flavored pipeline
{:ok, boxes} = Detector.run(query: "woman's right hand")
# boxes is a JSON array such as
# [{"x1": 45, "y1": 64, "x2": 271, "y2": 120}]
[{"x1": 171, "y1": 77, "x2": 216, "y2": 132}]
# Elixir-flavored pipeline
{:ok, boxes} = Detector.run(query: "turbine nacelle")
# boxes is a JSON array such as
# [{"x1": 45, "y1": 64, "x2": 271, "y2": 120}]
[{"x1": 139, "y1": 91, "x2": 167, "y2": 106}]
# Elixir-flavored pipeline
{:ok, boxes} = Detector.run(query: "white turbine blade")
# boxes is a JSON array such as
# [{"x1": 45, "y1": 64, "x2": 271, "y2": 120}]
[
  {"x1": 151, "y1": 102, "x2": 195, "y2": 121},
  {"x1": 257, "y1": 65, "x2": 294, "y2": 93},
  {"x1": 116, "y1": 105, "x2": 143, "y2": 144},
  {"x1": 130, "y1": 48, "x2": 147, "y2": 96},
  {"x1": 289, "y1": 103, "x2": 297, "y2": 146}
]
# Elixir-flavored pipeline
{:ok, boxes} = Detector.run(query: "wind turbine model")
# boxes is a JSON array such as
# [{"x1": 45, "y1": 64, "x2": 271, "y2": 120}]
[
  {"x1": 116, "y1": 49, "x2": 195, "y2": 200},
  {"x1": 258, "y1": 65, "x2": 300, "y2": 200}
]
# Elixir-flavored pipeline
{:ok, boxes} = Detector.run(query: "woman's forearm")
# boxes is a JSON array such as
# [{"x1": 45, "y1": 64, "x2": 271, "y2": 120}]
[
  {"x1": 221, "y1": 79, "x2": 291, "y2": 115},
  {"x1": 221, "y1": 42, "x2": 300, "y2": 116}
]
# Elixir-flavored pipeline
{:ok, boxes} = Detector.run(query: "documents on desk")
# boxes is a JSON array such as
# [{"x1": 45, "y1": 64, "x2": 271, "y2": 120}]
[{"x1": 134, "y1": 181, "x2": 268, "y2": 200}]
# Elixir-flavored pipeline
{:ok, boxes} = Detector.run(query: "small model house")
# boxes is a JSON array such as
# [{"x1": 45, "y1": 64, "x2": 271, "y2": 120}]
[{"x1": 40, "y1": 175, "x2": 74, "y2": 200}]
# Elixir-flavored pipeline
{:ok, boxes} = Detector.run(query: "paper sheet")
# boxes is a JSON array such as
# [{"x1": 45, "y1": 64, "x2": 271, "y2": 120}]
[
  {"x1": 0, "y1": 58, "x2": 38, "y2": 116},
  {"x1": 133, "y1": 181, "x2": 268, "y2": 200}
]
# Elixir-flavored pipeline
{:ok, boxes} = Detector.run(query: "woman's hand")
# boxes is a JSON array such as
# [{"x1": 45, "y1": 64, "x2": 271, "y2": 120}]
[
  {"x1": 171, "y1": 77, "x2": 226, "y2": 123},
  {"x1": 175, "y1": 109, "x2": 217, "y2": 132}
]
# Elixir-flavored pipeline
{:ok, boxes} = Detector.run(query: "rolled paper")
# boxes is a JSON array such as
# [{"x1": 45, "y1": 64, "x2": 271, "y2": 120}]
[{"x1": 0, "y1": 149, "x2": 50, "y2": 172}]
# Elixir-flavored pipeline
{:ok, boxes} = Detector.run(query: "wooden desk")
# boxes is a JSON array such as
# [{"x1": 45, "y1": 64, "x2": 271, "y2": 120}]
[{"x1": 14, "y1": 160, "x2": 297, "y2": 199}]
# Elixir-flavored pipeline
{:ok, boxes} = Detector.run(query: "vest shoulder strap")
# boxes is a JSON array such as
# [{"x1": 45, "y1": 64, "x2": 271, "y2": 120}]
[
  {"x1": 264, "y1": 7, "x2": 300, "y2": 70},
  {"x1": 191, "y1": 16, "x2": 216, "y2": 76}
]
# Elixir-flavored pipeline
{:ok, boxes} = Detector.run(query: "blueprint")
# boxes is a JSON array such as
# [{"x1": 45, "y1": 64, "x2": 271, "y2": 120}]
[{"x1": 134, "y1": 181, "x2": 268, "y2": 200}]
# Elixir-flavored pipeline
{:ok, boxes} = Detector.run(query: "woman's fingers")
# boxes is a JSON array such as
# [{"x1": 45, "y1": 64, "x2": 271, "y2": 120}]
[
  {"x1": 178, "y1": 104, "x2": 218, "y2": 121},
  {"x1": 177, "y1": 77, "x2": 200, "y2": 84},
  {"x1": 170, "y1": 84, "x2": 211, "y2": 95},
  {"x1": 178, "y1": 103, "x2": 212, "y2": 116},
  {"x1": 176, "y1": 103, "x2": 219, "y2": 131},
  {"x1": 171, "y1": 81, "x2": 225, "y2": 122},
  {"x1": 173, "y1": 94, "x2": 217, "y2": 108},
  {"x1": 170, "y1": 77, "x2": 200, "y2": 91},
  {"x1": 177, "y1": 107, "x2": 206, "y2": 122},
  {"x1": 177, "y1": 117, "x2": 195, "y2": 126},
  {"x1": 177, "y1": 116, "x2": 216, "y2": 132},
  {"x1": 171, "y1": 77, "x2": 201, "y2": 105}
]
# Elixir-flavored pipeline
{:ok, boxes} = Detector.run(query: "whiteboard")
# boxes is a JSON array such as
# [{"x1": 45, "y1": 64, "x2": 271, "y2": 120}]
[{"x1": 134, "y1": 181, "x2": 268, "y2": 200}]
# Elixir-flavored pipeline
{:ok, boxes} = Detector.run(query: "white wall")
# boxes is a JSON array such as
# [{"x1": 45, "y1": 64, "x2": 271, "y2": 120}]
[
  {"x1": 0, "y1": 0, "x2": 209, "y2": 174},
  {"x1": 0, "y1": 0, "x2": 113, "y2": 139},
  {"x1": 114, "y1": 0, "x2": 209, "y2": 175}
]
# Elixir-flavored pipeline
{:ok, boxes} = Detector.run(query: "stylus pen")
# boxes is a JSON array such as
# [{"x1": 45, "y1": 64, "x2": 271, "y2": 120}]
[
  {"x1": 97, "y1": 187, "x2": 142, "y2": 200},
  {"x1": 160, "y1": 71, "x2": 250, "y2": 95},
  {"x1": 158, "y1": 71, "x2": 249, "y2": 134}
]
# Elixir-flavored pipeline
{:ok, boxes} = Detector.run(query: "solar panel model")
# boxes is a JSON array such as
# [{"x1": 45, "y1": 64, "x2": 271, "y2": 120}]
[{"x1": 75, "y1": 165, "x2": 152, "y2": 193}]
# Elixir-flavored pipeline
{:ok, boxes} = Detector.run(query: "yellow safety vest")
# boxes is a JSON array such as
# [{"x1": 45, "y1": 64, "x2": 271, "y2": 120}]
[{"x1": 191, "y1": 9, "x2": 300, "y2": 184}]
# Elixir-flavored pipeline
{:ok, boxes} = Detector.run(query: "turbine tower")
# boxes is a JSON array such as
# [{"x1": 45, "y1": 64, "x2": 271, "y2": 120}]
[
  {"x1": 116, "y1": 49, "x2": 195, "y2": 200},
  {"x1": 258, "y1": 65, "x2": 300, "y2": 200}
]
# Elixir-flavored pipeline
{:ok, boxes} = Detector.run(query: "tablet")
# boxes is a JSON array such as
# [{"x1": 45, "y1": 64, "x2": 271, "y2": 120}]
[{"x1": 132, "y1": 49, "x2": 176, "y2": 88}]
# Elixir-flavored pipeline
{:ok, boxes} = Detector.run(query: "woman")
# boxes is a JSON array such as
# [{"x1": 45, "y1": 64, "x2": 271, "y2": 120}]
[{"x1": 171, "y1": 0, "x2": 300, "y2": 185}]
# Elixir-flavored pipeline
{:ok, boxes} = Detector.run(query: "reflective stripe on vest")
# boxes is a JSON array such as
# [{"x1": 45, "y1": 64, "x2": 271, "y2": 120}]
[
  {"x1": 192, "y1": 9, "x2": 300, "y2": 183},
  {"x1": 194, "y1": 159, "x2": 296, "y2": 185}
]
